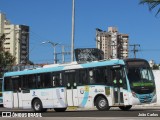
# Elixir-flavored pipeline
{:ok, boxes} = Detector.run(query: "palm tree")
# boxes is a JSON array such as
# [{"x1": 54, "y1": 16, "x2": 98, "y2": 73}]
[{"x1": 139, "y1": 0, "x2": 160, "y2": 16}]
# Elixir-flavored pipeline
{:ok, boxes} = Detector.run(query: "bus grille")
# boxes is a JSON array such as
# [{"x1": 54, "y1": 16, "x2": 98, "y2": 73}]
[{"x1": 139, "y1": 95, "x2": 152, "y2": 103}]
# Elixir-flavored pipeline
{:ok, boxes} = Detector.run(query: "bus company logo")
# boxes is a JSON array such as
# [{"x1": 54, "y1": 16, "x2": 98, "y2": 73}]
[
  {"x1": 94, "y1": 89, "x2": 104, "y2": 93},
  {"x1": 2, "y1": 112, "x2": 42, "y2": 117},
  {"x1": 32, "y1": 91, "x2": 36, "y2": 96},
  {"x1": 61, "y1": 89, "x2": 64, "y2": 92},
  {"x1": 94, "y1": 89, "x2": 98, "y2": 93},
  {"x1": 80, "y1": 88, "x2": 84, "y2": 94}
]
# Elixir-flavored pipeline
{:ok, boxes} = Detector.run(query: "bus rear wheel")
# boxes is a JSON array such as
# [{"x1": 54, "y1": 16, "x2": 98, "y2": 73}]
[
  {"x1": 54, "y1": 108, "x2": 67, "y2": 112},
  {"x1": 119, "y1": 105, "x2": 132, "y2": 111},
  {"x1": 32, "y1": 99, "x2": 46, "y2": 112},
  {"x1": 95, "y1": 96, "x2": 110, "y2": 111}
]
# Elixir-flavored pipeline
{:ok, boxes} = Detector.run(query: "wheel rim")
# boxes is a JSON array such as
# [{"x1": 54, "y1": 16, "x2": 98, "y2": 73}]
[
  {"x1": 98, "y1": 99, "x2": 107, "y2": 108},
  {"x1": 34, "y1": 102, "x2": 40, "y2": 110}
]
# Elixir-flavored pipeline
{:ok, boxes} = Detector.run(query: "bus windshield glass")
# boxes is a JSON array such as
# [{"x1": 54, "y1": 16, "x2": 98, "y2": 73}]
[{"x1": 126, "y1": 60, "x2": 155, "y2": 94}]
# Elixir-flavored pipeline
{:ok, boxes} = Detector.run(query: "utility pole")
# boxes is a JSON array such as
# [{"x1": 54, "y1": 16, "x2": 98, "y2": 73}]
[
  {"x1": 130, "y1": 44, "x2": 140, "y2": 58},
  {"x1": 62, "y1": 45, "x2": 65, "y2": 63},
  {"x1": 71, "y1": 0, "x2": 75, "y2": 62},
  {"x1": 62, "y1": 45, "x2": 71, "y2": 63}
]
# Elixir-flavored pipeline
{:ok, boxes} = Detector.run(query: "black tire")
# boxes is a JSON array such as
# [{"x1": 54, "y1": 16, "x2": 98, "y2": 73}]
[
  {"x1": 95, "y1": 96, "x2": 110, "y2": 111},
  {"x1": 32, "y1": 99, "x2": 44, "y2": 112},
  {"x1": 119, "y1": 105, "x2": 132, "y2": 111},
  {"x1": 54, "y1": 108, "x2": 67, "y2": 112}
]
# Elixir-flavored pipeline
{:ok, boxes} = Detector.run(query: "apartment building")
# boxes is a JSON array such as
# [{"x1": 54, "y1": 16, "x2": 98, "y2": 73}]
[
  {"x1": 0, "y1": 13, "x2": 29, "y2": 65},
  {"x1": 96, "y1": 27, "x2": 129, "y2": 59}
]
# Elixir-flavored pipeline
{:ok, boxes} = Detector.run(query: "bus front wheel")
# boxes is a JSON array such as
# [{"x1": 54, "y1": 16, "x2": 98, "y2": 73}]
[
  {"x1": 32, "y1": 99, "x2": 46, "y2": 112},
  {"x1": 119, "y1": 105, "x2": 132, "y2": 111},
  {"x1": 95, "y1": 96, "x2": 110, "y2": 111}
]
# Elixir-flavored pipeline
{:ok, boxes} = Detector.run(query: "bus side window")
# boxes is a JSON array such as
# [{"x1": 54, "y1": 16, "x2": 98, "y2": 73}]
[
  {"x1": 107, "y1": 67, "x2": 113, "y2": 86},
  {"x1": 37, "y1": 74, "x2": 42, "y2": 88},
  {"x1": 89, "y1": 69, "x2": 95, "y2": 84},
  {"x1": 59, "y1": 73, "x2": 63, "y2": 86},
  {"x1": 78, "y1": 69, "x2": 87, "y2": 85},
  {"x1": 12, "y1": 78, "x2": 20, "y2": 92},
  {"x1": 52, "y1": 72, "x2": 62, "y2": 87},
  {"x1": 52, "y1": 76, "x2": 56, "y2": 87},
  {"x1": 53, "y1": 74, "x2": 58, "y2": 87},
  {"x1": 43, "y1": 73, "x2": 52, "y2": 88},
  {"x1": 122, "y1": 69, "x2": 127, "y2": 89},
  {"x1": 28, "y1": 75, "x2": 36, "y2": 89},
  {"x1": 105, "y1": 68, "x2": 109, "y2": 84},
  {"x1": 4, "y1": 77, "x2": 12, "y2": 91},
  {"x1": 36, "y1": 74, "x2": 47, "y2": 88},
  {"x1": 22, "y1": 75, "x2": 29, "y2": 90}
]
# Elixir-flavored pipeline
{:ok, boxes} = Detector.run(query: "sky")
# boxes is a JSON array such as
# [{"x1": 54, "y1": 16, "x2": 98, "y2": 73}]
[{"x1": 0, "y1": 0, "x2": 160, "y2": 64}]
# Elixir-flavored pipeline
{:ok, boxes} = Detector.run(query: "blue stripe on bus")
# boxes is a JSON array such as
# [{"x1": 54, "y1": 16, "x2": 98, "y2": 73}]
[{"x1": 80, "y1": 91, "x2": 89, "y2": 107}]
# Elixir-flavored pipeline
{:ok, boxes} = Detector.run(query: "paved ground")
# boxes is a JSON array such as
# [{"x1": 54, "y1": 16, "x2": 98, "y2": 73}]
[{"x1": 0, "y1": 105, "x2": 159, "y2": 118}]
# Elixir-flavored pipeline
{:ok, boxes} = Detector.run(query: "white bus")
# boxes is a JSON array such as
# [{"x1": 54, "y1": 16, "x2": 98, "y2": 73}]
[{"x1": 3, "y1": 58, "x2": 156, "y2": 112}]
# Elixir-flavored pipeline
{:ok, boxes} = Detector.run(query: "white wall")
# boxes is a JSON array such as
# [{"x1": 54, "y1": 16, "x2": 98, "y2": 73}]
[{"x1": 153, "y1": 70, "x2": 160, "y2": 105}]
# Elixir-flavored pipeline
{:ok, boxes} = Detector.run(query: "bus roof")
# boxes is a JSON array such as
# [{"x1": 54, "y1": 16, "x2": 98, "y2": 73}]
[
  {"x1": 4, "y1": 59, "x2": 125, "y2": 77},
  {"x1": 123, "y1": 58, "x2": 148, "y2": 63}
]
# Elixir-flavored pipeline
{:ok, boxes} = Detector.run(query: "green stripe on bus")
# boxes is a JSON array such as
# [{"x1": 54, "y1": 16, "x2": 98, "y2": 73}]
[{"x1": 133, "y1": 82, "x2": 154, "y2": 87}]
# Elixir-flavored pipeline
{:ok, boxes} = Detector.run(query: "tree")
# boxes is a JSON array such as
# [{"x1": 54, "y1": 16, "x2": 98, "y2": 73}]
[
  {"x1": 0, "y1": 34, "x2": 15, "y2": 77},
  {"x1": 0, "y1": 51, "x2": 15, "y2": 77},
  {"x1": 139, "y1": 0, "x2": 160, "y2": 16},
  {"x1": 152, "y1": 64, "x2": 159, "y2": 69}
]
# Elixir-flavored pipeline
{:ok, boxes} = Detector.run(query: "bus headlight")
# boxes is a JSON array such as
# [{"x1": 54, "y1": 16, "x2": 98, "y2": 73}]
[
  {"x1": 151, "y1": 90, "x2": 157, "y2": 102},
  {"x1": 152, "y1": 90, "x2": 156, "y2": 96}
]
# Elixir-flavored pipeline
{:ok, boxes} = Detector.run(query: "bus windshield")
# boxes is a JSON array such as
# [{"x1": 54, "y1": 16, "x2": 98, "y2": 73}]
[{"x1": 126, "y1": 61, "x2": 155, "y2": 94}]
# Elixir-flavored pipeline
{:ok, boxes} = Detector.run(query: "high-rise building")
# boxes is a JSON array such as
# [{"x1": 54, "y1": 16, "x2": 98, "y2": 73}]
[
  {"x1": 96, "y1": 27, "x2": 129, "y2": 59},
  {"x1": 0, "y1": 13, "x2": 29, "y2": 65}
]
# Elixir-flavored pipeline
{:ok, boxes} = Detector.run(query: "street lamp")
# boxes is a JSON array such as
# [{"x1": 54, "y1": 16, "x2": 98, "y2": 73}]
[
  {"x1": 42, "y1": 41, "x2": 59, "y2": 64},
  {"x1": 71, "y1": 0, "x2": 75, "y2": 62}
]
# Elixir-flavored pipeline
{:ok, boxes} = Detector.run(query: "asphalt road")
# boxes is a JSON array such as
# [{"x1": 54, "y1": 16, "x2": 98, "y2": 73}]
[
  {"x1": 0, "y1": 107, "x2": 160, "y2": 118},
  {"x1": 0, "y1": 106, "x2": 160, "y2": 119}
]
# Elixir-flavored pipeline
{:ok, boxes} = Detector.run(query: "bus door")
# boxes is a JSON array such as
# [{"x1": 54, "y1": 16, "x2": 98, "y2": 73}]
[
  {"x1": 12, "y1": 76, "x2": 23, "y2": 108},
  {"x1": 111, "y1": 66, "x2": 125, "y2": 105},
  {"x1": 64, "y1": 70, "x2": 78, "y2": 106}
]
